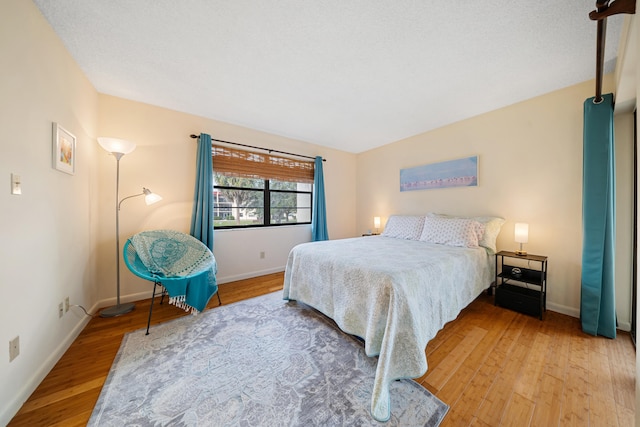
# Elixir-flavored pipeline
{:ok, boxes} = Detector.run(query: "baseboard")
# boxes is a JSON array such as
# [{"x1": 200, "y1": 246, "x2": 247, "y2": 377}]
[
  {"x1": 2, "y1": 312, "x2": 92, "y2": 426},
  {"x1": 99, "y1": 290, "x2": 154, "y2": 311},
  {"x1": 94, "y1": 267, "x2": 287, "y2": 309},
  {"x1": 617, "y1": 320, "x2": 632, "y2": 332},
  {"x1": 545, "y1": 302, "x2": 631, "y2": 332},
  {"x1": 546, "y1": 302, "x2": 580, "y2": 319},
  {"x1": 217, "y1": 267, "x2": 286, "y2": 285}
]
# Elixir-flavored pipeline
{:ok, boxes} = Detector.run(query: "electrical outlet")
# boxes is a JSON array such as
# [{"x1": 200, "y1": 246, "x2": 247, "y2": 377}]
[
  {"x1": 64, "y1": 297, "x2": 70, "y2": 312},
  {"x1": 58, "y1": 302, "x2": 64, "y2": 318},
  {"x1": 9, "y1": 336, "x2": 19, "y2": 362},
  {"x1": 260, "y1": 251, "x2": 265, "y2": 259}
]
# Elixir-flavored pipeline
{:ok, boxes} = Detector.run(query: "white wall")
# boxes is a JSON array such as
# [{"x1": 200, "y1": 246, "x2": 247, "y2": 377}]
[
  {"x1": 355, "y1": 75, "x2": 634, "y2": 328},
  {"x1": 615, "y1": 113, "x2": 635, "y2": 333},
  {"x1": 622, "y1": 7, "x2": 640, "y2": 427},
  {"x1": 612, "y1": 13, "x2": 638, "y2": 427},
  {"x1": 613, "y1": 13, "x2": 638, "y2": 336},
  {"x1": 0, "y1": 1, "x2": 100, "y2": 424},
  {"x1": 97, "y1": 94, "x2": 357, "y2": 301}
]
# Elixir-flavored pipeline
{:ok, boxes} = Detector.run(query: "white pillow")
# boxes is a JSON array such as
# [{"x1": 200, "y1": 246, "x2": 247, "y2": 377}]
[
  {"x1": 427, "y1": 213, "x2": 505, "y2": 254},
  {"x1": 381, "y1": 215, "x2": 425, "y2": 240},
  {"x1": 419, "y1": 216, "x2": 484, "y2": 248}
]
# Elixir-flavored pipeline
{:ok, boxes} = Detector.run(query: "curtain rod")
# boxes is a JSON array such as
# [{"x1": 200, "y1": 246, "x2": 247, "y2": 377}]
[
  {"x1": 589, "y1": 0, "x2": 636, "y2": 103},
  {"x1": 190, "y1": 134, "x2": 325, "y2": 162}
]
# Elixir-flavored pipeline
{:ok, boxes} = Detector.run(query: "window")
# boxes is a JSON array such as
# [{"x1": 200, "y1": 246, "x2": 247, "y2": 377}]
[{"x1": 212, "y1": 145, "x2": 314, "y2": 229}]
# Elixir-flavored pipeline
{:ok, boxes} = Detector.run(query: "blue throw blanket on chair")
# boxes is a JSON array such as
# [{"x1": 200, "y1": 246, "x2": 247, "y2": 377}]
[{"x1": 131, "y1": 230, "x2": 218, "y2": 313}]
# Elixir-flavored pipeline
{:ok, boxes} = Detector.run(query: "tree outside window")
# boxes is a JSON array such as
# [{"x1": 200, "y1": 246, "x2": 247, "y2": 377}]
[{"x1": 213, "y1": 173, "x2": 311, "y2": 228}]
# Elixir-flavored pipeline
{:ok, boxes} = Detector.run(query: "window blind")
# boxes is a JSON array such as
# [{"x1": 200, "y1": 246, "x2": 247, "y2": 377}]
[{"x1": 212, "y1": 145, "x2": 315, "y2": 183}]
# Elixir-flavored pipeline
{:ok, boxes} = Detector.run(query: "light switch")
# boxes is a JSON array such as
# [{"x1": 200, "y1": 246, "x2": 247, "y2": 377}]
[{"x1": 11, "y1": 173, "x2": 21, "y2": 195}]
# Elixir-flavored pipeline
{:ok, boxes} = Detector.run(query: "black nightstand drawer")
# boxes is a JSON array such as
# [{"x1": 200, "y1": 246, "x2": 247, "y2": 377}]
[{"x1": 495, "y1": 284, "x2": 541, "y2": 317}]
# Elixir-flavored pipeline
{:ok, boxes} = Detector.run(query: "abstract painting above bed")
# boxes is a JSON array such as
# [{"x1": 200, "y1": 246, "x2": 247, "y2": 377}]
[{"x1": 283, "y1": 235, "x2": 494, "y2": 422}]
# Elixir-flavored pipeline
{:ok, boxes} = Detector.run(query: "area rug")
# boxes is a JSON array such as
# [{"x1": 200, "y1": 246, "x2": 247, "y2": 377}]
[{"x1": 89, "y1": 292, "x2": 448, "y2": 426}]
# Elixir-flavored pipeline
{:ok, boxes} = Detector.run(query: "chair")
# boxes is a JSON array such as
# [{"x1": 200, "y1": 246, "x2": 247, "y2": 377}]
[{"x1": 123, "y1": 230, "x2": 221, "y2": 335}]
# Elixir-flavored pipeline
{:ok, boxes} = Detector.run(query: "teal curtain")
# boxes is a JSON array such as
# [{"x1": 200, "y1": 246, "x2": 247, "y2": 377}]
[
  {"x1": 311, "y1": 156, "x2": 329, "y2": 241},
  {"x1": 190, "y1": 133, "x2": 214, "y2": 251},
  {"x1": 581, "y1": 93, "x2": 616, "y2": 338}
]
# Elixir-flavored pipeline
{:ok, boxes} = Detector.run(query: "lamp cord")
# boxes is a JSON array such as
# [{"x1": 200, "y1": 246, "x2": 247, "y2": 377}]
[{"x1": 70, "y1": 304, "x2": 96, "y2": 318}]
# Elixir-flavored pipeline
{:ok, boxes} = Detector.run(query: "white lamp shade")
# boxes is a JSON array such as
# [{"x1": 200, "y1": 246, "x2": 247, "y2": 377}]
[
  {"x1": 143, "y1": 188, "x2": 162, "y2": 205},
  {"x1": 98, "y1": 137, "x2": 136, "y2": 155},
  {"x1": 374, "y1": 217, "x2": 381, "y2": 229},
  {"x1": 514, "y1": 223, "x2": 529, "y2": 243}
]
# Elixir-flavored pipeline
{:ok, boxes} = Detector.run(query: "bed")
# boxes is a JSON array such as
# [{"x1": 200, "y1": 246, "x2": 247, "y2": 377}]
[{"x1": 283, "y1": 213, "x2": 504, "y2": 421}]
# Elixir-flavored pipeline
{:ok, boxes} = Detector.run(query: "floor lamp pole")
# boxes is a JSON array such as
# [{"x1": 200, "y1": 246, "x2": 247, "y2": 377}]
[{"x1": 100, "y1": 152, "x2": 135, "y2": 318}]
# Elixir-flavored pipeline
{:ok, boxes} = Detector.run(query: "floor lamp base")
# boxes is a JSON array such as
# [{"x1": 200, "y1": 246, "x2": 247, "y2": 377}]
[{"x1": 99, "y1": 302, "x2": 135, "y2": 318}]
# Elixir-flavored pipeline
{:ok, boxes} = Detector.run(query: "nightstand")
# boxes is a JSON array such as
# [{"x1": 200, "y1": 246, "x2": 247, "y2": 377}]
[{"x1": 494, "y1": 250, "x2": 547, "y2": 319}]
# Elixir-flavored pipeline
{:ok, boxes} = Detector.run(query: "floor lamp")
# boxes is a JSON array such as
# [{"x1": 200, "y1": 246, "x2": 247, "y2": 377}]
[{"x1": 98, "y1": 137, "x2": 162, "y2": 318}]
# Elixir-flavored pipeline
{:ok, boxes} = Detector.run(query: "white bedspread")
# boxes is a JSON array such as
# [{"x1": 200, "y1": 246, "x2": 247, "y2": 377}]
[{"x1": 283, "y1": 236, "x2": 493, "y2": 422}]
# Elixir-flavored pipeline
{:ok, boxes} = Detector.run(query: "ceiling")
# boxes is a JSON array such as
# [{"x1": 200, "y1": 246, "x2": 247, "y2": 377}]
[{"x1": 33, "y1": 1, "x2": 624, "y2": 153}]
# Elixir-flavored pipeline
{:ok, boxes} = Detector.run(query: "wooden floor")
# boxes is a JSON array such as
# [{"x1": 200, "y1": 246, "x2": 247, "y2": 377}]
[{"x1": 9, "y1": 272, "x2": 636, "y2": 426}]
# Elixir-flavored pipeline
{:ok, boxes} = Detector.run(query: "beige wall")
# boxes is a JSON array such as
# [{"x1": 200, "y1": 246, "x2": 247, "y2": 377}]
[
  {"x1": 356, "y1": 74, "x2": 634, "y2": 326},
  {"x1": 0, "y1": 0, "x2": 100, "y2": 423},
  {"x1": 97, "y1": 95, "x2": 357, "y2": 301}
]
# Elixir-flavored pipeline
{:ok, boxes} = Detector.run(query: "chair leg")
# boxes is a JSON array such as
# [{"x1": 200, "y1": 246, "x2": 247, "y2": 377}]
[
  {"x1": 146, "y1": 281, "x2": 160, "y2": 335},
  {"x1": 216, "y1": 291, "x2": 222, "y2": 306}
]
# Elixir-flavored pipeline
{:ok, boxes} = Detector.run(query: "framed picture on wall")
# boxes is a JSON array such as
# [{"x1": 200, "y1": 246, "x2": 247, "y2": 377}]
[
  {"x1": 52, "y1": 122, "x2": 76, "y2": 175},
  {"x1": 400, "y1": 155, "x2": 478, "y2": 192}
]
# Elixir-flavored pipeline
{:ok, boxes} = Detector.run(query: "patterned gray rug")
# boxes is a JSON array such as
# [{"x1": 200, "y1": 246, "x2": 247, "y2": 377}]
[{"x1": 89, "y1": 292, "x2": 448, "y2": 426}]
